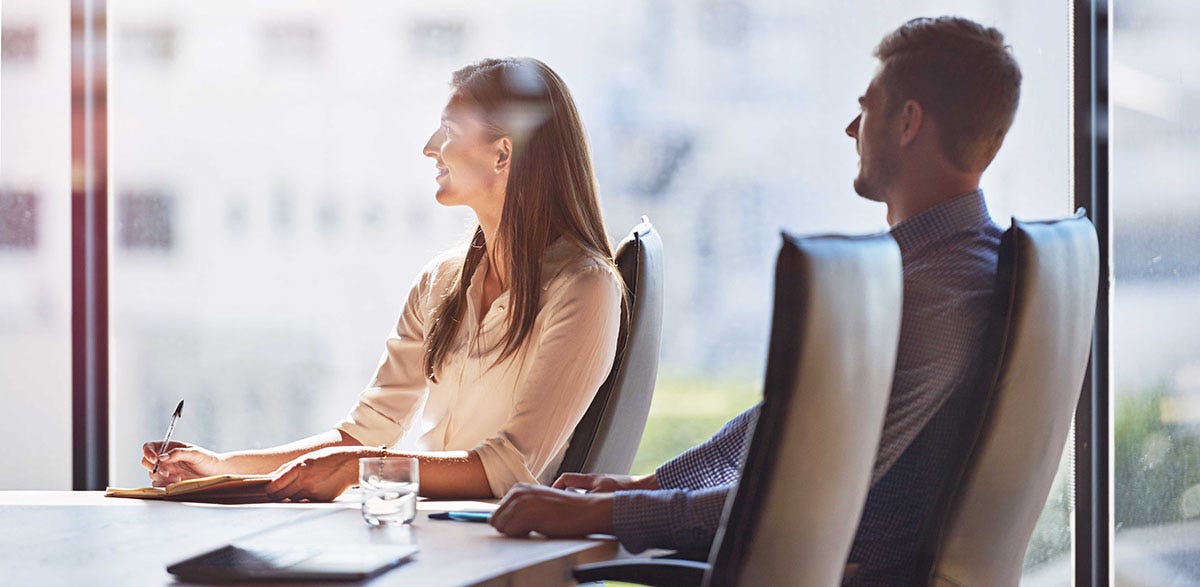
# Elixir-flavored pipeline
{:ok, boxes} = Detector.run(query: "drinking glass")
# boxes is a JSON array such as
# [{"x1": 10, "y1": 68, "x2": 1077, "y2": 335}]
[{"x1": 359, "y1": 457, "x2": 419, "y2": 526}]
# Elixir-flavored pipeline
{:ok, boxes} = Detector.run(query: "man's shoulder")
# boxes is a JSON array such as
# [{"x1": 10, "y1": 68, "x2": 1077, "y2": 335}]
[{"x1": 906, "y1": 221, "x2": 1001, "y2": 276}]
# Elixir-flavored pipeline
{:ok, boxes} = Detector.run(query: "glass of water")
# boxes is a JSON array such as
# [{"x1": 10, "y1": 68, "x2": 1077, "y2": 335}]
[{"x1": 359, "y1": 456, "x2": 419, "y2": 526}]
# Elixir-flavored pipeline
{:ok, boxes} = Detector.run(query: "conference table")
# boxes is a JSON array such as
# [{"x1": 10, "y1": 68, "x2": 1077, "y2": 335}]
[{"x1": 0, "y1": 491, "x2": 619, "y2": 585}]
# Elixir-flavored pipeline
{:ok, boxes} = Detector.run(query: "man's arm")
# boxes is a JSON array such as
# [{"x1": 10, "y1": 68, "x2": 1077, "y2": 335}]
[
  {"x1": 656, "y1": 405, "x2": 759, "y2": 489},
  {"x1": 611, "y1": 485, "x2": 732, "y2": 553},
  {"x1": 490, "y1": 483, "x2": 733, "y2": 556}
]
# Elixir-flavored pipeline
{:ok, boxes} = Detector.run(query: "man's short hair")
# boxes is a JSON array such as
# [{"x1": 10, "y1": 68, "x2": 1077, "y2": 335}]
[{"x1": 875, "y1": 17, "x2": 1022, "y2": 173}]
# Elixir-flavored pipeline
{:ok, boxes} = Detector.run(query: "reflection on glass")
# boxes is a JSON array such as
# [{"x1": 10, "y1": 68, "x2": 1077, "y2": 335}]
[
  {"x1": 0, "y1": 0, "x2": 72, "y2": 489},
  {"x1": 1112, "y1": 2, "x2": 1200, "y2": 584}
]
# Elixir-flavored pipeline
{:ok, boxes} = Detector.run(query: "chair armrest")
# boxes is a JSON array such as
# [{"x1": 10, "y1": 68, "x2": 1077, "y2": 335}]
[{"x1": 572, "y1": 559, "x2": 710, "y2": 586}]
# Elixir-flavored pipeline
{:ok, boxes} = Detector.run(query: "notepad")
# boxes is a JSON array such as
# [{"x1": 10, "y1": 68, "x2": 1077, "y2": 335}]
[{"x1": 105, "y1": 474, "x2": 275, "y2": 504}]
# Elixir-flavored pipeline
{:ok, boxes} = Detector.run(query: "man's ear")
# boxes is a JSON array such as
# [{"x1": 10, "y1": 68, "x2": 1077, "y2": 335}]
[
  {"x1": 898, "y1": 100, "x2": 924, "y2": 147},
  {"x1": 494, "y1": 137, "x2": 513, "y2": 174}
]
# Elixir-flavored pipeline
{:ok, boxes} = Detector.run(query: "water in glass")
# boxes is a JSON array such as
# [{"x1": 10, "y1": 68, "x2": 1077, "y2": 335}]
[
  {"x1": 362, "y1": 479, "x2": 418, "y2": 525},
  {"x1": 359, "y1": 457, "x2": 419, "y2": 525}
]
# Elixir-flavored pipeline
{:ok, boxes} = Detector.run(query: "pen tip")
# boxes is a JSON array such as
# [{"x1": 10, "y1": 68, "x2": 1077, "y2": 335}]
[{"x1": 174, "y1": 399, "x2": 184, "y2": 417}]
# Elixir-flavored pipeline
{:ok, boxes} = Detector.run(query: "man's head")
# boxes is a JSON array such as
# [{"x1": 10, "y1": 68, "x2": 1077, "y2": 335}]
[{"x1": 846, "y1": 17, "x2": 1022, "y2": 203}]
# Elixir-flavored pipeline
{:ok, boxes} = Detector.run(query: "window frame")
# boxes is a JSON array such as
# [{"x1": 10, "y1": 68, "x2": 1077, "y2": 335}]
[
  {"x1": 1071, "y1": 0, "x2": 1113, "y2": 584},
  {"x1": 71, "y1": 0, "x2": 110, "y2": 491}
]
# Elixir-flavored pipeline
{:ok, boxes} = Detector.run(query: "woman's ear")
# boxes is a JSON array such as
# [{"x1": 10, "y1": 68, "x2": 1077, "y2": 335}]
[
  {"x1": 898, "y1": 100, "x2": 923, "y2": 147},
  {"x1": 494, "y1": 137, "x2": 513, "y2": 174}
]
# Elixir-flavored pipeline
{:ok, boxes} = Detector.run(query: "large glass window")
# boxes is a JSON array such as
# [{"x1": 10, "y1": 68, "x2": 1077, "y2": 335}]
[
  {"x1": 0, "y1": 1, "x2": 72, "y2": 489},
  {"x1": 107, "y1": 2, "x2": 476, "y2": 487},
  {"x1": 1111, "y1": 2, "x2": 1200, "y2": 584},
  {"x1": 104, "y1": 2, "x2": 1073, "y2": 574}
]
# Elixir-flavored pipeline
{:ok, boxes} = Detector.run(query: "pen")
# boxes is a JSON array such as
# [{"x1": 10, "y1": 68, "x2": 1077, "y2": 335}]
[
  {"x1": 151, "y1": 399, "x2": 185, "y2": 475},
  {"x1": 428, "y1": 511, "x2": 492, "y2": 523}
]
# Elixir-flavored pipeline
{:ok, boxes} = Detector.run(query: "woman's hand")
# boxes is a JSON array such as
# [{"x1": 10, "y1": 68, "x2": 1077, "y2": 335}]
[
  {"x1": 490, "y1": 483, "x2": 614, "y2": 538},
  {"x1": 142, "y1": 441, "x2": 227, "y2": 486},
  {"x1": 551, "y1": 472, "x2": 658, "y2": 493},
  {"x1": 264, "y1": 447, "x2": 361, "y2": 502}
]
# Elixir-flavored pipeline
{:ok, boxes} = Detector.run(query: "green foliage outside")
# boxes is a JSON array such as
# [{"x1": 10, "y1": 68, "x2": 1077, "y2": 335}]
[
  {"x1": 1114, "y1": 386, "x2": 1200, "y2": 529},
  {"x1": 629, "y1": 373, "x2": 761, "y2": 476},
  {"x1": 1022, "y1": 444, "x2": 1072, "y2": 570},
  {"x1": 1018, "y1": 384, "x2": 1200, "y2": 573}
]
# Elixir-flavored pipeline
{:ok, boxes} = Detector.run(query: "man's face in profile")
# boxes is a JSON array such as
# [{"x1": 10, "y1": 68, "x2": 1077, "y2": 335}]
[{"x1": 845, "y1": 71, "x2": 901, "y2": 202}]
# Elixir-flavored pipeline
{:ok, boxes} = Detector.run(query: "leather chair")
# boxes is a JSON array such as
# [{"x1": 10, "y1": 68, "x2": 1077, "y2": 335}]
[
  {"x1": 573, "y1": 231, "x2": 904, "y2": 586},
  {"x1": 914, "y1": 212, "x2": 1099, "y2": 586},
  {"x1": 556, "y1": 216, "x2": 664, "y2": 477}
]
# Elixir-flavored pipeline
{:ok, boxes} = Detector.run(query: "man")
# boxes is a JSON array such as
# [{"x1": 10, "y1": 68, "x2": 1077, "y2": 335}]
[{"x1": 489, "y1": 16, "x2": 1021, "y2": 583}]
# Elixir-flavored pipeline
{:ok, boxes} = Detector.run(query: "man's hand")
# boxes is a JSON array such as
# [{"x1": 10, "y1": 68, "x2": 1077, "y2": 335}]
[
  {"x1": 490, "y1": 484, "x2": 614, "y2": 538},
  {"x1": 142, "y1": 441, "x2": 226, "y2": 486},
  {"x1": 552, "y1": 472, "x2": 658, "y2": 493},
  {"x1": 265, "y1": 447, "x2": 361, "y2": 502}
]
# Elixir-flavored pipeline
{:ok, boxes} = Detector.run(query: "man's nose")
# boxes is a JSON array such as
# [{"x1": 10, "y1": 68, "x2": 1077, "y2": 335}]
[{"x1": 845, "y1": 114, "x2": 861, "y2": 139}]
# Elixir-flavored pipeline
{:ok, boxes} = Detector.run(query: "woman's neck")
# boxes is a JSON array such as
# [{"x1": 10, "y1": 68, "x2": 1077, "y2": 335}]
[{"x1": 477, "y1": 217, "x2": 508, "y2": 289}]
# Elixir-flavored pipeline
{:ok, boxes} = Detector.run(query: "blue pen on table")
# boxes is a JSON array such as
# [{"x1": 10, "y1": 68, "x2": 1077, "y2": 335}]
[
  {"x1": 428, "y1": 511, "x2": 492, "y2": 523},
  {"x1": 151, "y1": 399, "x2": 185, "y2": 474}
]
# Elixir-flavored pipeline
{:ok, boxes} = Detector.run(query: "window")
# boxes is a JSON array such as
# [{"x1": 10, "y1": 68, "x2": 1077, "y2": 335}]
[
  {"x1": 117, "y1": 190, "x2": 175, "y2": 251},
  {"x1": 409, "y1": 20, "x2": 466, "y2": 58},
  {"x1": 9, "y1": 2, "x2": 1133, "y2": 581},
  {"x1": 0, "y1": 0, "x2": 72, "y2": 490},
  {"x1": 2, "y1": 25, "x2": 38, "y2": 64},
  {"x1": 103, "y1": 10, "x2": 1074, "y2": 577},
  {"x1": 0, "y1": 190, "x2": 38, "y2": 248},
  {"x1": 260, "y1": 21, "x2": 321, "y2": 66},
  {"x1": 117, "y1": 25, "x2": 176, "y2": 66},
  {"x1": 1111, "y1": 2, "x2": 1200, "y2": 583}
]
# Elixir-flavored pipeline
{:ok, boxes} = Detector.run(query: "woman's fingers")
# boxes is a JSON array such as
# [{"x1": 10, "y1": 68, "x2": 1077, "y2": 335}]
[
  {"x1": 142, "y1": 440, "x2": 196, "y2": 469},
  {"x1": 142, "y1": 442, "x2": 170, "y2": 464},
  {"x1": 150, "y1": 470, "x2": 177, "y2": 487},
  {"x1": 265, "y1": 464, "x2": 304, "y2": 501}
]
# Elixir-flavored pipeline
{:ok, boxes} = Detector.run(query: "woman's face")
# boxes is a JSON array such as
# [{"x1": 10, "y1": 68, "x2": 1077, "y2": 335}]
[{"x1": 422, "y1": 96, "x2": 510, "y2": 212}]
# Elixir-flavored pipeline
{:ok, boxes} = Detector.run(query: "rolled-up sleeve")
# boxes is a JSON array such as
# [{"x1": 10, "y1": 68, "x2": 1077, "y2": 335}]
[
  {"x1": 336, "y1": 267, "x2": 433, "y2": 447},
  {"x1": 474, "y1": 264, "x2": 622, "y2": 497}
]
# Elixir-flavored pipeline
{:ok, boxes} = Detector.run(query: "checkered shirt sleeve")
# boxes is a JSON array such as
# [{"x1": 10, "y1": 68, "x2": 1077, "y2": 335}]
[
  {"x1": 655, "y1": 405, "x2": 759, "y2": 489},
  {"x1": 611, "y1": 485, "x2": 734, "y2": 554}
]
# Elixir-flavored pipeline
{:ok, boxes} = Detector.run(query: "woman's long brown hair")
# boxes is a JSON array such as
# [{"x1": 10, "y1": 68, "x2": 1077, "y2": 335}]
[{"x1": 423, "y1": 57, "x2": 621, "y2": 381}]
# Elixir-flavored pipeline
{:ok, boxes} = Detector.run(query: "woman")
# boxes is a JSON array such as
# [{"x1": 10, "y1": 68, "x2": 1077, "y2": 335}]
[{"x1": 141, "y1": 57, "x2": 623, "y2": 501}]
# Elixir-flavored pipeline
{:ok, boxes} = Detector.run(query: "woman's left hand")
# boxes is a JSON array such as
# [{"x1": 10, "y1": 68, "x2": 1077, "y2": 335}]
[{"x1": 265, "y1": 447, "x2": 361, "y2": 502}]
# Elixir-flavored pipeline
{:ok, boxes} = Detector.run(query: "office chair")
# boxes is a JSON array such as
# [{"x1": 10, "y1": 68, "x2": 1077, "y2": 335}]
[
  {"x1": 556, "y1": 216, "x2": 664, "y2": 478},
  {"x1": 913, "y1": 212, "x2": 1099, "y2": 586},
  {"x1": 573, "y1": 231, "x2": 904, "y2": 586}
]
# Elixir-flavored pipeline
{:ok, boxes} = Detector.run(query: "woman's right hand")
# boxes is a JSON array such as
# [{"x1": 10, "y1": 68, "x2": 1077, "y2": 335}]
[
  {"x1": 551, "y1": 472, "x2": 659, "y2": 493},
  {"x1": 141, "y1": 441, "x2": 226, "y2": 486}
]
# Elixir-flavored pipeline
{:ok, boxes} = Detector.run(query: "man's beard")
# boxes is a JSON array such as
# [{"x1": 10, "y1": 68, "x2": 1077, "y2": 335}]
[{"x1": 852, "y1": 150, "x2": 898, "y2": 203}]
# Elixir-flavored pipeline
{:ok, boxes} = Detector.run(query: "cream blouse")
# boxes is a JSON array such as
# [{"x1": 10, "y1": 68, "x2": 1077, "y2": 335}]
[{"x1": 336, "y1": 239, "x2": 622, "y2": 497}]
